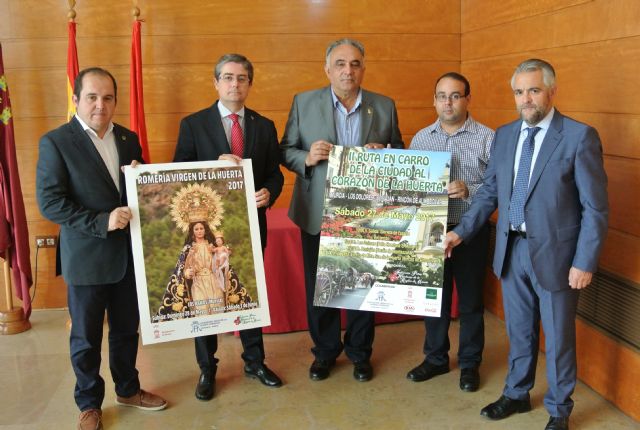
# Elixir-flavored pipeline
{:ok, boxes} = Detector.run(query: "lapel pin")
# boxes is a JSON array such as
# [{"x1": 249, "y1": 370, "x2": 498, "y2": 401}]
[
  {"x1": 367, "y1": 107, "x2": 373, "y2": 115},
  {"x1": 121, "y1": 135, "x2": 126, "y2": 140}
]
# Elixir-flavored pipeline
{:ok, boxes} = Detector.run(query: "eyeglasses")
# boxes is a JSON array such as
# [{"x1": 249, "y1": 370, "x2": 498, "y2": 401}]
[
  {"x1": 435, "y1": 93, "x2": 467, "y2": 103},
  {"x1": 219, "y1": 74, "x2": 249, "y2": 84}
]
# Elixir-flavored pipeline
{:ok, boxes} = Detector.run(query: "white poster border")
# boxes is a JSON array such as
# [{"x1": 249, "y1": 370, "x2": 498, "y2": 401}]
[{"x1": 124, "y1": 160, "x2": 270, "y2": 345}]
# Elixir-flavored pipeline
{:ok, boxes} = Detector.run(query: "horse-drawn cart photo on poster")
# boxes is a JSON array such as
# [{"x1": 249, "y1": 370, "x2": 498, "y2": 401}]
[
  {"x1": 124, "y1": 160, "x2": 270, "y2": 344},
  {"x1": 315, "y1": 147, "x2": 451, "y2": 317}
]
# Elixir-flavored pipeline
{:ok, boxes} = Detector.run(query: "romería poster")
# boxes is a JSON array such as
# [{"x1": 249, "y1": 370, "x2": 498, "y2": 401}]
[
  {"x1": 124, "y1": 160, "x2": 270, "y2": 345},
  {"x1": 316, "y1": 147, "x2": 451, "y2": 317}
]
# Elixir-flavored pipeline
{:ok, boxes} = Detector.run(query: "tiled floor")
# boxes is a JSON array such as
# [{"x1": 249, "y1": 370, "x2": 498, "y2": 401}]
[{"x1": 0, "y1": 309, "x2": 637, "y2": 429}]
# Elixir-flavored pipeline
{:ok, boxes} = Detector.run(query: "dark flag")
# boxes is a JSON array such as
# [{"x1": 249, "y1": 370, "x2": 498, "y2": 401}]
[{"x1": 0, "y1": 44, "x2": 33, "y2": 318}]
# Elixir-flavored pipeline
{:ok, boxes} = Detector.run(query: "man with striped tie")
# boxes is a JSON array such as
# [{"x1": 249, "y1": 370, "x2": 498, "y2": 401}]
[{"x1": 444, "y1": 59, "x2": 609, "y2": 430}]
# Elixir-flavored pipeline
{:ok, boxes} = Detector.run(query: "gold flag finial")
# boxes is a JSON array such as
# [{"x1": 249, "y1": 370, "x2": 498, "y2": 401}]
[
  {"x1": 132, "y1": 0, "x2": 140, "y2": 20},
  {"x1": 67, "y1": 0, "x2": 76, "y2": 22}
]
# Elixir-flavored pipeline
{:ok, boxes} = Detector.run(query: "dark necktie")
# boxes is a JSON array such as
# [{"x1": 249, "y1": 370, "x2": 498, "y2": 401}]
[
  {"x1": 228, "y1": 113, "x2": 244, "y2": 157},
  {"x1": 509, "y1": 126, "x2": 541, "y2": 230}
]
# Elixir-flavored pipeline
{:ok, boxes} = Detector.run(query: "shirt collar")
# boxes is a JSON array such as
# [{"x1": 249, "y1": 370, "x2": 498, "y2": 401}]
[
  {"x1": 520, "y1": 107, "x2": 555, "y2": 132},
  {"x1": 331, "y1": 89, "x2": 362, "y2": 114},
  {"x1": 217, "y1": 101, "x2": 245, "y2": 119},
  {"x1": 75, "y1": 114, "x2": 114, "y2": 139},
  {"x1": 430, "y1": 114, "x2": 478, "y2": 136}
]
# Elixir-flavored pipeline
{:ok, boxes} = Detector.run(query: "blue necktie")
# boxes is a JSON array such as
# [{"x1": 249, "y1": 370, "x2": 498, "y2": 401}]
[{"x1": 509, "y1": 126, "x2": 541, "y2": 230}]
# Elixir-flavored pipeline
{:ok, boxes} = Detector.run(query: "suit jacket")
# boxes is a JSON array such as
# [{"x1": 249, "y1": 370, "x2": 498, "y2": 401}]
[
  {"x1": 36, "y1": 117, "x2": 143, "y2": 286},
  {"x1": 454, "y1": 110, "x2": 608, "y2": 291},
  {"x1": 280, "y1": 86, "x2": 404, "y2": 234},
  {"x1": 173, "y1": 101, "x2": 284, "y2": 248}
]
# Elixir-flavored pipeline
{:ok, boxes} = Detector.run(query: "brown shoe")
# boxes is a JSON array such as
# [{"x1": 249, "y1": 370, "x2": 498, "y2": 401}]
[
  {"x1": 77, "y1": 409, "x2": 102, "y2": 430},
  {"x1": 115, "y1": 389, "x2": 167, "y2": 411}
]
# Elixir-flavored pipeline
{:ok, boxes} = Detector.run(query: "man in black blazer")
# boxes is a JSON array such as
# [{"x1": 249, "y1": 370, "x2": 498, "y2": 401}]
[
  {"x1": 37, "y1": 68, "x2": 166, "y2": 430},
  {"x1": 173, "y1": 54, "x2": 284, "y2": 400}
]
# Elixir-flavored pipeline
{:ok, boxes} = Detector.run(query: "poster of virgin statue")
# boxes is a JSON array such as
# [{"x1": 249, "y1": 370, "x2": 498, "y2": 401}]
[{"x1": 124, "y1": 160, "x2": 270, "y2": 344}]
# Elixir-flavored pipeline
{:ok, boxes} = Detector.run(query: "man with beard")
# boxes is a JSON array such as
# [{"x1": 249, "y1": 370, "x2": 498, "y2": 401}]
[{"x1": 443, "y1": 59, "x2": 608, "y2": 430}]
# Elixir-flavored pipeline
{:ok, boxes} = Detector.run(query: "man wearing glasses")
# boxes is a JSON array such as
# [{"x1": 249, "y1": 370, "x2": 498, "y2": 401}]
[
  {"x1": 408, "y1": 72, "x2": 494, "y2": 392},
  {"x1": 173, "y1": 53, "x2": 284, "y2": 400}
]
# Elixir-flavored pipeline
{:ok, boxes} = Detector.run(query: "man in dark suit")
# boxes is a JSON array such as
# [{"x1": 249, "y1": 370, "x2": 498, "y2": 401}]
[
  {"x1": 444, "y1": 59, "x2": 608, "y2": 430},
  {"x1": 173, "y1": 53, "x2": 284, "y2": 401},
  {"x1": 280, "y1": 38, "x2": 404, "y2": 382},
  {"x1": 37, "y1": 67, "x2": 166, "y2": 430}
]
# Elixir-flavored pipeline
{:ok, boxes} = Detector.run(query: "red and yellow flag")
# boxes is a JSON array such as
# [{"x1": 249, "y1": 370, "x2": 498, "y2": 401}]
[
  {"x1": 130, "y1": 19, "x2": 150, "y2": 162},
  {"x1": 67, "y1": 21, "x2": 79, "y2": 121}
]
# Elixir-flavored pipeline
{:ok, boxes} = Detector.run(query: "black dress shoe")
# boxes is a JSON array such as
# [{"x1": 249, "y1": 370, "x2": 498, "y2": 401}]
[
  {"x1": 195, "y1": 373, "x2": 215, "y2": 401},
  {"x1": 244, "y1": 363, "x2": 283, "y2": 387},
  {"x1": 406, "y1": 361, "x2": 449, "y2": 382},
  {"x1": 459, "y1": 366, "x2": 480, "y2": 392},
  {"x1": 353, "y1": 360, "x2": 373, "y2": 382},
  {"x1": 480, "y1": 395, "x2": 531, "y2": 420},
  {"x1": 309, "y1": 359, "x2": 336, "y2": 381},
  {"x1": 545, "y1": 416, "x2": 569, "y2": 430}
]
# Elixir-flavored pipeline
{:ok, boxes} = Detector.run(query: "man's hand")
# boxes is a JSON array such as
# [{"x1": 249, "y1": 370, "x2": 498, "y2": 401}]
[
  {"x1": 364, "y1": 142, "x2": 385, "y2": 149},
  {"x1": 305, "y1": 140, "x2": 333, "y2": 166},
  {"x1": 108, "y1": 207, "x2": 133, "y2": 231},
  {"x1": 120, "y1": 160, "x2": 140, "y2": 173},
  {"x1": 219, "y1": 154, "x2": 243, "y2": 164},
  {"x1": 442, "y1": 231, "x2": 462, "y2": 258},
  {"x1": 568, "y1": 267, "x2": 593, "y2": 289},
  {"x1": 255, "y1": 188, "x2": 271, "y2": 208},
  {"x1": 447, "y1": 180, "x2": 469, "y2": 199}
]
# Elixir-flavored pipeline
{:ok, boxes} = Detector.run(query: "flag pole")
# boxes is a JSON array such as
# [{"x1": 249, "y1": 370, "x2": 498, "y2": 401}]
[
  {"x1": 64, "y1": 0, "x2": 78, "y2": 331},
  {"x1": 0, "y1": 245, "x2": 31, "y2": 334}
]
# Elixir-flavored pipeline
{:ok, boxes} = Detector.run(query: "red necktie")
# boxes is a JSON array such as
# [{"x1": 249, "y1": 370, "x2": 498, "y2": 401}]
[{"x1": 228, "y1": 113, "x2": 244, "y2": 157}]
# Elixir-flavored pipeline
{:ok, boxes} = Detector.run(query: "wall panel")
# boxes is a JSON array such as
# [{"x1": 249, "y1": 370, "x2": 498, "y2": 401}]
[
  {"x1": 463, "y1": 39, "x2": 640, "y2": 115},
  {"x1": 462, "y1": 0, "x2": 640, "y2": 60},
  {"x1": 462, "y1": 0, "x2": 590, "y2": 33}
]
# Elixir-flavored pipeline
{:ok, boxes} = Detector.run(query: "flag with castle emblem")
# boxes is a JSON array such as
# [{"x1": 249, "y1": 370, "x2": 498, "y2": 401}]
[{"x1": 0, "y1": 43, "x2": 33, "y2": 318}]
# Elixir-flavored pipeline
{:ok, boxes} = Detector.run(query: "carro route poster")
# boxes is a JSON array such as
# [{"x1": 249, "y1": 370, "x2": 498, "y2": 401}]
[
  {"x1": 124, "y1": 160, "x2": 270, "y2": 344},
  {"x1": 315, "y1": 147, "x2": 451, "y2": 317}
]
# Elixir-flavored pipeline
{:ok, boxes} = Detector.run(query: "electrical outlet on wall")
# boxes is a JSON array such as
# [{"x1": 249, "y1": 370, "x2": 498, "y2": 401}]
[{"x1": 35, "y1": 235, "x2": 57, "y2": 248}]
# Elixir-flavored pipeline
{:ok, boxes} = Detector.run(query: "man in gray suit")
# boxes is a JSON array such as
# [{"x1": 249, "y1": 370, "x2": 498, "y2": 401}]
[
  {"x1": 444, "y1": 59, "x2": 608, "y2": 430},
  {"x1": 37, "y1": 67, "x2": 166, "y2": 430},
  {"x1": 280, "y1": 38, "x2": 404, "y2": 382}
]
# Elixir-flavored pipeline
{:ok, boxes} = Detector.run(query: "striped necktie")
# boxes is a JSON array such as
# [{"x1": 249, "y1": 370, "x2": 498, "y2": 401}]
[
  {"x1": 228, "y1": 113, "x2": 244, "y2": 157},
  {"x1": 509, "y1": 126, "x2": 541, "y2": 230}
]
